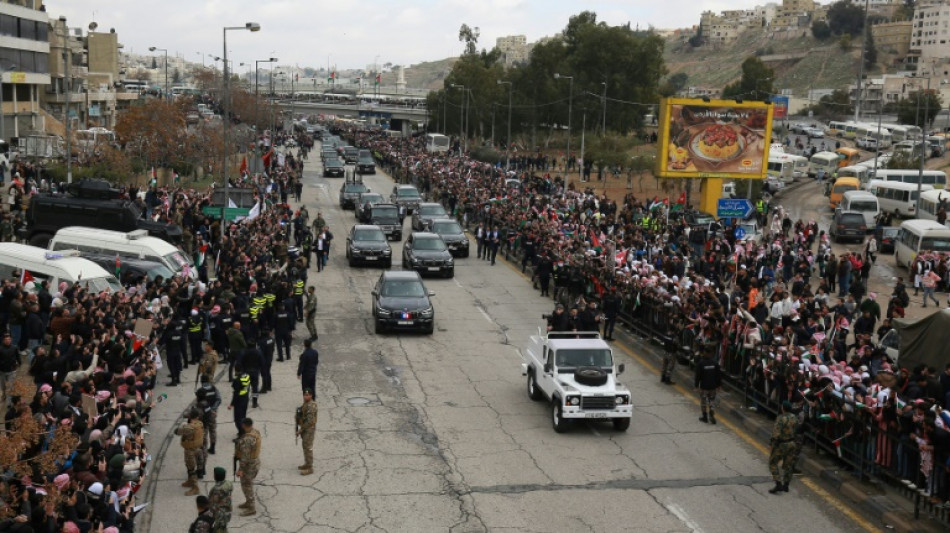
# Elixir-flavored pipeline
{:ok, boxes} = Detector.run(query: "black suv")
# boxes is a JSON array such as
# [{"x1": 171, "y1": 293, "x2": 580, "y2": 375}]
[
  {"x1": 356, "y1": 149, "x2": 376, "y2": 174},
  {"x1": 391, "y1": 185, "x2": 423, "y2": 214},
  {"x1": 343, "y1": 146, "x2": 359, "y2": 164},
  {"x1": 369, "y1": 203, "x2": 403, "y2": 240},
  {"x1": 346, "y1": 224, "x2": 393, "y2": 267},
  {"x1": 402, "y1": 232, "x2": 454, "y2": 278},
  {"x1": 372, "y1": 270, "x2": 435, "y2": 334},
  {"x1": 411, "y1": 202, "x2": 449, "y2": 231},
  {"x1": 355, "y1": 192, "x2": 385, "y2": 222},
  {"x1": 428, "y1": 218, "x2": 469, "y2": 257},
  {"x1": 323, "y1": 157, "x2": 345, "y2": 177},
  {"x1": 339, "y1": 177, "x2": 369, "y2": 209}
]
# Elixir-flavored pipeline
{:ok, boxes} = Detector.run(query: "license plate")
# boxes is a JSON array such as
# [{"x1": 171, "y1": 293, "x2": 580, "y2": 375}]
[
  {"x1": 397, "y1": 320, "x2": 413, "y2": 325},
  {"x1": 584, "y1": 413, "x2": 608, "y2": 418},
  {"x1": 427, "y1": 267, "x2": 440, "y2": 271},
  {"x1": 364, "y1": 256, "x2": 377, "y2": 260},
  {"x1": 448, "y1": 244, "x2": 458, "y2": 249}
]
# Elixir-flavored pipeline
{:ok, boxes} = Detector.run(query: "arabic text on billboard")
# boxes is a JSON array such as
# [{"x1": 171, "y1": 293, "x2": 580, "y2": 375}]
[{"x1": 656, "y1": 98, "x2": 774, "y2": 179}]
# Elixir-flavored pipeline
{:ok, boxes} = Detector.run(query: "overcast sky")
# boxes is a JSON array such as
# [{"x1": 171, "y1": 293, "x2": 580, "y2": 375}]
[{"x1": 48, "y1": 0, "x2": 763, "y2": 70}]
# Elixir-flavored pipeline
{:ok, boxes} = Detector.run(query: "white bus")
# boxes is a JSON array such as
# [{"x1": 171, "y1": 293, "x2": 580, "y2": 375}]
[
  {"x1": 767, "y1": 153, "x2": 796, "y2": 183},
  {"x1": 881, "y1": 123, "x2": 922, "y2": 142},
  {"x1": 867, "y1": 181, "x2": 932, "y2": 218},
  {"x1": 838, "y1": 165, "x2": 872, "y2": 183},
  {"x1": 425, "y1": 133, "x2": 450, "y2": 153},
  {"x1": 808, "y1": 151, "x2": 839, "y2": 178},
  {"x1": 828, "y1": 121, "x2": 848, "y2": 137},
  {"x1": 917, "y1": 189, "x2": 950, "y2": 225},
  {"x1": 854, "y1": 124, "x2": 893, "y2": 149},
  {"x1": 894, "y1": 219, "x2": 950, "y2": 268},
  {"x1": 840, "y1": 190, "x2": 880, "y2": 226},
  {"x1": 872, "y1": 168, "x2": 947, "y2": 189}
]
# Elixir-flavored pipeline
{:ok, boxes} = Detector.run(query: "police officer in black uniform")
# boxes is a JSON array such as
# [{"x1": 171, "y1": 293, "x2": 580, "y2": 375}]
[
  {"x1": 163, "y1": 316, "x2": 186, "y2": 386},
  {"x1": 258, "y1": 328, "x2": 276, "y2": 393},
  {"x1": 187, "y1": 308, "x2": 205, "y2": 366},
  {"x1": 521, "y1": 231, "x2": 536, "y2": 273},
  {"x1": 276, "y1": 291, "x2": 295, "y2": 362},
  {"x1": 240, "y1": 341, "x2": 264, "y2": 409}
]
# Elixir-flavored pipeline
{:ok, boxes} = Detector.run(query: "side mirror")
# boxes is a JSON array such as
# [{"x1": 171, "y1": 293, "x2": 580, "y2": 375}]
[
  {"x1": 617, "y1": 363, "x2": 625, "y2": 376},
  {"x1": 543, "y1": 362, "x2": 552, "y2": 374},
  {"x1": 427, "y1": 290, "x2": 435, "y2": 296},
  {"x1": 371, "y1": 290, "x2": 378, "y2": 297}
]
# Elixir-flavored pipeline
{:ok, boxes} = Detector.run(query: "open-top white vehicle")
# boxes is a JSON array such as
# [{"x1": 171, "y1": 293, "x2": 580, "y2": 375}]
[{"x1": 521, "y1": 328, "x2": 632, "y2": 433}]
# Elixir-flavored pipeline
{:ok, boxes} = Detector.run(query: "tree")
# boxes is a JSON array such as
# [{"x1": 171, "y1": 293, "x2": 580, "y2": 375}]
[
  {"x1": 839, "y1": 34, "x2": 852, "y2": 51},
  {"x1": 800, "y1": 89, "x2": 854, "y2": 120},
  {"x1": 458, "y1": 24, "x2": 480, "y2": 56},
  {"x1": 669, "y1": 72, "x2": 689, "y2": 92},
  {"x1": 721, "y1": 56, "x2": 774, "y2": 101},
  {"x1": 897, "y1": 90, "x2": 944, "y2": 128},
  {"x1": 172, "y1": 68, "x2": 182, "y2": 84},
  {"x1": 864, "y1": 30, "x2": 877, "y2": 70},
  {"x1": 585, "y1": 133, "x2": 632, "y2": 176},
  {"x1": 811, "y1": 20, "x2": 832, "y2": 40},
  {"x1": 115, "y1": 99, "x2": 187, "y2": 170},
  {"x1": 133, "y1": 69, "x2": 151, "y2": 82},
  {"x1": 827, "y1": 0, "x2": 865, "y2": 36}
]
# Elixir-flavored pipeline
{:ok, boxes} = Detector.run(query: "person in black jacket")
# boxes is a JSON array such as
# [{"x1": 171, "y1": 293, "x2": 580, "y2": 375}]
[
  {"x1": 239, "y1": 344, "x2": 264, "y2": 409},
  {"x1": 546, "y1": 304, "x2": 570, "y2": 332},
  {"x1": 694, "y1": 348, "x2": 723, "y2": 424},
  {"x1": 601, "y1": 289, "x2": 621, "y2": 340},
  {"x1": 24, "y1": 303, "x2": 44, "y2": 357},
  {"x1": 297, "y1": 339, "x2": 319, "y2": 394}
]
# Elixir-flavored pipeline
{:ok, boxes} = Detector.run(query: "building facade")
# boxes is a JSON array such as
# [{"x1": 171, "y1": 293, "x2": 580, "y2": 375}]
[
  {"x1": 0, "y1": 0, "x2": 50, "y2": 143},
  {"x1": 496, "y1": 34, "x2": 531, "y2": 66}
]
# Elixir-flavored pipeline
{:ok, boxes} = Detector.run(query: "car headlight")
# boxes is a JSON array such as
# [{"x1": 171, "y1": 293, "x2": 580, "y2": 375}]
[
  {"x1": 567, "y1": 396, "x2": 580, "y2": 406},
  {"x1": 383, "y1": 248, "x2": 392, "y2": 255},
  {"x1": 420, "y1": 307, "x2": 434, "y2": 318},
  {"x1": 376, "y1": 307, "x2": 391, "y2": 317},
  {"x1": 446, "y1": 257, "x2": 454, "y2": 265},
  {"x1": 615, "y1": 396, "x2": 629, "y2": 405}
]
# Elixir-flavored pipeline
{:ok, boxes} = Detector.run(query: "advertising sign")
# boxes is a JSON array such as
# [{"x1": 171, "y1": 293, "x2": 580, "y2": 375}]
[
  {"x1": 770, "y1": 95, "x2": 789, "y2": 120},
  {"x1": 656, "y1": 98, "x2": 774, "y2": 179}
]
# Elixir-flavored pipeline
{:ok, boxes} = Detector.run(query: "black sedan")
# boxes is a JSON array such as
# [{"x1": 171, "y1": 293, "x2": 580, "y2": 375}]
[
  {"x1": 411, "y1": 202, "x2": 449, "y2": 231},
  {"x1": 874, "y1": 226, "x2": 899, "y2": 254},
  {"x1": 346, "y1": 225, "x2": 393, "y2": 267},
  {"x1": 428, "y1": 218, "x2": 469, "y2": 257},
  {"x1": 372, "y1": 270, "x2": 435, "y2": 334},
  {"x1": 402, "y1": 232, "x2": 454, "y2": 278},
  {"x1": 324, "y1": 157, "x2": 345, "y2": 177}
]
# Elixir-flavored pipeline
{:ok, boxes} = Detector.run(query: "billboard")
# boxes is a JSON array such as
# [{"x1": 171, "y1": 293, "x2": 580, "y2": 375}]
[
  {"x1": 770, "y1": 95, "x2": 789, "y2": 120},
  {"x1": 655, "y1": 98, "x2": 774, "y2": 179}
]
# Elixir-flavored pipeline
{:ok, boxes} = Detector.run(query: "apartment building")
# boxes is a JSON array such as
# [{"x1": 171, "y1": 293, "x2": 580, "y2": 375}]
[
  {"x1": 0, "y1": 0, "x2": 50, "y2": 143},
  {"x1": 496, "y1": 35, "x2": 531, "y2": 66},
  {"x1": 909, "y1": 0, "x2": 950, "y2": 75}
]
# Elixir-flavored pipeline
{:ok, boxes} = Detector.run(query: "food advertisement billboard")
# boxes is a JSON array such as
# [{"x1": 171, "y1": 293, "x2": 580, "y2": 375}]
[{"x1": 655, "y1": 98, "x2": 774, "y2": 179}]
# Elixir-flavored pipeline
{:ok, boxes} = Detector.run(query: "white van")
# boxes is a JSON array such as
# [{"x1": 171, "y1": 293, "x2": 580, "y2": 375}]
[
  {"x1": 48, "y1": 227, "x2": 195, "y2": 279},
  {"x1": 838, "y1": 165, "x2": 871, "y2": 184},
  {"x1": 808, "y1": 151, "x2": 839, "y2": 178},
  {"x1": 894, "y1": 219, "x2": 950, "y2": 268},
  {"x1": 767, "y1": 153, "x2": 801, "y2": 183},
  {"x1": 840, "y1": 190, "x2": 880, "y2": 226},
  {"x1": 0, "y1": 243, "x2": 122, "y2": 293}
]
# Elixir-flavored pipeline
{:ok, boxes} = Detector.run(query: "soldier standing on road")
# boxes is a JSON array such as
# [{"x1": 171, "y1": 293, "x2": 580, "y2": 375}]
[
  {"x1": 305, "y1": 286, "x2": 318, "y2": 341},
  {"x1": 207, "y1": 467, "x2": 232, "y2": 533},
  {"x1": 297, "y1": 338, "x2": 319, "y2": 394},
  {"x1": 195, "y1": 374, "x2": 221, "y2": 455},
  {"x1": 258, "y1": 329, "x2": 275, "y2": 392},
  {"x1": 175, "y1": 408, "x2": 205, "y2": 495},
  {"x1": 768, "y1": 401, "x2": 801, "y2": 494},
  {"x1": 235, "y1": 418, "x2": 261, "y2": 516},
  {"x1": 694, "y1": 348, "x2": 722, "y2": 424},
  {"x1": 189, "y1": 495, "x2": 215, "y2": 533},
  {"x1": 198, "y1": 339, "x2": 218, "y2": 384},
  {"x1": 296, "y1": 388, "x2": 318, "y2": 476},
  {"x1": 228, "y1": 364, "x2": 251, "y2": 434}
]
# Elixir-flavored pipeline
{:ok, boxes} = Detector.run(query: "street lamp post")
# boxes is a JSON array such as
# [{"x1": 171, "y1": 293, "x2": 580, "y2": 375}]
[
  {"x1": 601, "y1": 81, "x2": 607, "y2": 137},
  {"x1": 223, "y1": 22, "x2": 261, "y2": 204},
  {"x1": 497, "y1": 79, "x2": 512, "y2": 170},
  {"x1": 554, "y1": 73, "x2": 574, "y2": 182},
  {"x1": 255, "y1": 57, "x2": 277, "y2": 131},
  {"x1": 149, "y1": 47, "x2": 168, "y2": 99},
  {"x1": 450, "y1": 84, "x2": 465, "y2": 153},
  {"x1": 59, "y1": 16, "x2": 72, "y2": 183},
  {"x1": 915, "y1": 76, "x2": 931, "y2": 214},
  {"x1": 854, "y1": 0, "x2": 871, "y2": 122}
]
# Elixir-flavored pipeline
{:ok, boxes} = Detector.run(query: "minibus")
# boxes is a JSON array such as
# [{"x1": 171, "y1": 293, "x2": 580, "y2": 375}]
[{"x1": 894, "y1": 219, "x2": 950, "y2": 268}]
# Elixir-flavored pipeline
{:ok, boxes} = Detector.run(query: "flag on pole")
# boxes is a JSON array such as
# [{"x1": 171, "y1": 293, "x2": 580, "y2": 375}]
[
  {"x1": 227, "y1": 198, "x2": 237, "y2": 208},
  {"x1": 248, "y1": 201, "x2": 261, "y2": 221},
  {"x1": 375, "y1": 73, "x2": 381, "y2": 86},
  {"x1": 20, "y1": 269, "x2": 34, "y2": 286},
  {"x1": 196, "y1": 243, "x2": 208, "y2": 267},
  {"x1": 240, "y1": 156, "x2": 248, "y2": 175},
  {"x1": 115, "y1": 254, "x2": 122, "y2": 276}
]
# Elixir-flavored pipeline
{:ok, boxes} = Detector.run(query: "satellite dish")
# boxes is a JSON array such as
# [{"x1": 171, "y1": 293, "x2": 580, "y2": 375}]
[{"x1": 88, "y1": 21, "x2": 98, "y2": 31}]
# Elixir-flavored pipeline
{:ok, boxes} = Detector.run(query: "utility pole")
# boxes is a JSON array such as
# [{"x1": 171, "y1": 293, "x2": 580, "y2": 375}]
[
  {"x1": 854, "y1": 0, "x2": 871, "y2": 122},
  {"x1": 60, "y1": 16, "x2": 72, "y2": 183}
]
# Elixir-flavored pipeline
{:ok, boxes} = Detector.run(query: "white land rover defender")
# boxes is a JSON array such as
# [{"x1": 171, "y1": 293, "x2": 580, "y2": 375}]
[{"x1": 521, "y1": 328, "x2": 632, "y2": 432}]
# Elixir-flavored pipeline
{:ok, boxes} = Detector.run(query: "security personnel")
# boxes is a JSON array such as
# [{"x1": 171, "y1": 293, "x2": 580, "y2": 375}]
[
  {"x1": 275, "y1": 293, "x2": 295, "y2": 362},
  {"x1": 521, "y1": 231, "x2": 536, "y2": 273},
  {"x1": 207, "y1": 467, "x2": 232, "y2": 532},
  {"x1": 175, "y1": 408, "x2": 205, "y2": 495},
  {"x1": 226, "y1": 322, "x2": 247, "y2": 382},
  {"x1": 297, "y1": 339, "x2": 319, "y2": 394},
  {"x1": 228, "y1": 364, "x2": 251, "y2": 434},
  {"x1": 240, "y1": 343, "x2": 264, "y2": 409},
  {"x1": 258, "y1": 329, "x2": 276, "y2": 393},
  {"x1": 305, "y1": 286, "x2": 318, "y2": 341},
  {"x1": 296, "y1": 388, "x2": 318, "y2": 475},
  {"x1": 768, "y1": 401, "x2": 801, "y2": 494},
  {"x1": 163, "y1": 316, "x2": 186, "y2": 386},
  {"x1": 188, "y1": 308, "x2": 205, "y2": 366},
  {"x1": 262, "y1": 283, "x2": 277, "y2": 330},
  {"x1": 197, "y1": 339, "x2": 218, "y2": 385},
  {"x1": 195, "y1": 374, "x2": 221, "y2": 455},
  {"x1": 694, "y1": 348, "x2": 722, "y2": 424},
  {"x1": 216, "y1": 305, "x2": 233, "y2": 363},
  {"x1": 293, "y1": 276, "x2": 305, "y2": 321},
  {"x1": 234, "y1": 418, "x2": 261, "y2": 516}
]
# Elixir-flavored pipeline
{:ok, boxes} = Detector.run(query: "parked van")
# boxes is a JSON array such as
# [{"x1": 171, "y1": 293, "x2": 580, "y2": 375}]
[
  {"x1": 838, "y1": 165, "x2": 871, "y2": 184},
  {"x1": 894, "y1": 219, "x2": 950, "y2": 268},
  {"x1": 835, "y1": 147, "x2": 862, "y2": 168},
  {"x1": 917, "y1": 189, "x2": 950, "y2": 225},
  {"x1": 829, "y1": 177, "x2": 861, "y2": 208},
  {"x1": 48, "y1": 227, "x2": 194, "y2": 279},
  {"x1": 868, "y1": 181, "x2": 932, "y2": 218},
  {"x1": 808, "y1": 151, "x2": 839, "y2": 178},
  {"x1": 767, "y1": 154, "x2": 795, "y2": 183},
  {"x1": 840, "y1": 190, "x2": 879, "y2": 226},
  {"x1": 0, "y1": 244, "x2": 122, "y2": 293}
]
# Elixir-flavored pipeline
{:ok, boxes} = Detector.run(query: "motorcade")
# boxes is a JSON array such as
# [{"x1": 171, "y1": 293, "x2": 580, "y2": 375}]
[
  {"x1": 372, "y1": 270, "x2": 435, "y2": 334},
  {"x1": 401, "y1": 232, "x2": 454, "y2": 278},
  {"x1": 411, "y1": 202, "x2": 449, "y2": 231},
  {"x1": 339, "y1": 175, "x2": 369, "y2": 209},
  {"x1": 391, "y1": 185, "x2": 423, "y2": 214},
  {"x1": 428, "y1": 218, "x2": 469, "y2": 257},
  {"x1": 356, "y1": 149, "x2": 376, "y2": 174},
  {"x1": 368, "y1": 203, "x2": 403, "y2": 241},
  {"x1": 346, "y1": 225, "x2": 393, "y2": 267},
  {"x1": 323, "y1": 157, "x2": 345, "y2": 177}
]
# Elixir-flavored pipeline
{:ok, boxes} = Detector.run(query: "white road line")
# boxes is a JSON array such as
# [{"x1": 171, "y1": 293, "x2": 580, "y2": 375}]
[
  {"x1": 477, "y1": 307, "x2": 493, "y2": 324},
  {"x1": 589, "y1": 425, "x2": 600, "y2": 436},
  {"x1": 453, "y1": 278, "x2": 463, "y2": 289},
  {"x1": 664, "y1": 503, "x2": 704, "y2": 533}
]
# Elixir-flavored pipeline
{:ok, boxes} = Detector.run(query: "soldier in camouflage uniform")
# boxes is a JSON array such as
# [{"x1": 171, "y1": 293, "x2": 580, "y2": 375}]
[
  {"x1": 207, "y1": 467, "x2": 232, "y2": 533},
  {"x1": 234, "y1": 417, "x2": 261, "y2": 516},
  {"x1": 305, "y1": 286, "x2": 318, "y2": 341},
  {"x1": 189, "y1": 495, "x2": 215, "y2": 533},
  {"x1": 296, "y1": 388, "x2": 318, "y2": 475},
  {"x1": 176, "y1": 408, "x2": 205, "y2": 495},
  {"x1": 198, "y1": 339, "x2": 218, "y2": 384},
  {"x1": 195, "y1": 374, "x2": 221, "y2": 455},
  {"x1": 768, "y1": 401, "x2": 800, "y2": 494}
]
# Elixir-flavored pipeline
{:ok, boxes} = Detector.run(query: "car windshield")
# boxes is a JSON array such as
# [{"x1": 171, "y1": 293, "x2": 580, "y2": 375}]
[
  {"x1": 354, "y1": 229, "x2": 386, "y2": 241},
  {"x1": 164, "y1": 251, "x2": 193, "y2": 269},
  {"x1": 373, "y1": 208, "x2": 398, "y2": 222},
  {"x1": 420, "y1": 205, "x2": 446, "y2": 216},
  {"x1": 380, "y1": 280, "x2": 426, "y2": 298},
  {"x1": 361, "y1": 194, "x2": 383, "y2": 204},
  {"x1": 147, "y1": 264, "x2": 176, "y2": 280},
  {"x1": 413, "y1": 237, "x2": 446, "y2": 251},
  {"x1": 431, "y1": 221, "x2": 462, "y2": 234},
  {"x1": 840, "y1": 214, "x2": 865, "y2": 224},
  {"x1": 346, "y1": 184, "x2": 368, "y2": 193},
  {"x1": 921, "y1": 237, "x2": 950, "y2": 252},
  {"x1": 80, "y1": 276, "x2": 122, "y2": 294},
  {"x1": 556, "y1": 349, "x2": 612, "y2": 368},
  {"x1": 397, "y1": 188, "x2": 421, "y2": 198}
]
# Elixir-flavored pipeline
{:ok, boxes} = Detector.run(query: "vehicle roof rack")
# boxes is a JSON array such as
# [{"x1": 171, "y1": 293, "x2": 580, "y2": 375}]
[
  {"x1": 546, "y1": 331, "x2": 602, "y2": 340},
  {"x1": 67, "y1": 178, "x2": 122, "y2": 200}
]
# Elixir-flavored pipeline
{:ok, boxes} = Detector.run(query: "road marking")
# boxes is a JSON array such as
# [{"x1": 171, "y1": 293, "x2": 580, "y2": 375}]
[
  {"x1": 664, "y1": 503, "x2": 704, "y2": 533},
  {"x1": 454, "y1": 278, "x2": 464, "y2": 289},
  {"x1": 477, "y1": 307, "x2": 493, "y2": 324},
  {"x1": 798, "y1": 477, "x2": 880, "y2": 532}
]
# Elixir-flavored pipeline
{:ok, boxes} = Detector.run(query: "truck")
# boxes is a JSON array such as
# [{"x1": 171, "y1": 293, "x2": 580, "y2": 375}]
[{"x1": 521, "y1": 327, "x2": 632, "y2": 433}]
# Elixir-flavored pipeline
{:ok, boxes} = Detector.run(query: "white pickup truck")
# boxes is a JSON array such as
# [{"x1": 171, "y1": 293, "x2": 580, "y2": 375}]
[{"x1": 521, "y1": 328, "x2": 632, "y2": 433}]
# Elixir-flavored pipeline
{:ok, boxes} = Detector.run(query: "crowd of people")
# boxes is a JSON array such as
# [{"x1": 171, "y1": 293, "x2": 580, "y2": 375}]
[
  {"x1": 0, "y1": 128, "x2": 320, "y2": 531},
  {"x1": 343, "y1": 125, "x2": 950, "y2": 509}
]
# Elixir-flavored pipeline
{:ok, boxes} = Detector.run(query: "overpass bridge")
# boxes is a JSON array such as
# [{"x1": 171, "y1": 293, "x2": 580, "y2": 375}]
[{"x1": 276, "y1": 100, "x2": 427, "y2": 133}]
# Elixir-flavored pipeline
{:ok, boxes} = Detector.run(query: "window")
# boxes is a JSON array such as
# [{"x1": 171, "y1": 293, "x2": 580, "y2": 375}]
[
  {"x1": 17, "y1": 19, "x2": 35, "y2": 40},
  {"x1": 0, "y1": 15, "x2": 15, "y2": 37}
]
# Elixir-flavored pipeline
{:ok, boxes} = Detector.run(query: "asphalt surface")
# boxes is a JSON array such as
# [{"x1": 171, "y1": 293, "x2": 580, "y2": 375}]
[{"x1": 142, "y1": 150, "x2": 870, "y2": 533}]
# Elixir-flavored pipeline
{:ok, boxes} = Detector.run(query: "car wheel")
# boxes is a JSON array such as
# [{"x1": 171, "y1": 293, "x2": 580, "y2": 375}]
[
  {"x1": 424, "y1": 323, "x2": 434, "y2": 335},
  {"x1": 613, "y1": 418, "x2": 631, "y2": 432},
  {"x1": 527, "y1": 372, "x2": 544, "y2": 401},
  {"x1": 385, "y1": 260, "x2": 392, "y2": 269},
  {"x1": 374, "y1": 319, "x2": 384, "y2": 334},
  {"x1": 444, "y1": 269, "x2": 454, "y2": 279},
  {"x1": 552, "y1": 400, "x2": 568, "y2": 433}
]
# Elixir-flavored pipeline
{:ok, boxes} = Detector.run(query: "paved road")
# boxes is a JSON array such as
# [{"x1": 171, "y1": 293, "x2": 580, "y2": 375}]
[{"x1": 143, "y1": 153, "x2": 866, "y2": 532}]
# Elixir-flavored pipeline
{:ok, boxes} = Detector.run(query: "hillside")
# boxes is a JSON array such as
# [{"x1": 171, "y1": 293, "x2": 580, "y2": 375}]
[
  {"x1": 381, "y1": 57, "x2": 458, "y2": 91},
  {"x1": 664, "y1": 32, "x2": 864, "y2": 96}
]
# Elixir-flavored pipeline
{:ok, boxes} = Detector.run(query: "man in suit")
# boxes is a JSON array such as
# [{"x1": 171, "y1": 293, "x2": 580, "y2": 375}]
[
  {"x1": 475, "y1": 223, "x2": 486, "y2": 260},
  {"x1": 488, "y1": 226, "x2": 501, "y2": 265}
]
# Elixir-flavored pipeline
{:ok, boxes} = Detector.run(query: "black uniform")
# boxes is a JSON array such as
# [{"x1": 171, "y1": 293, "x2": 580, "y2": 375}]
[
  {"x1": 275, "y1": 297, "x2": 295, "y2": 362},
  {"x1": 297, "y1": 347, "x2": 319, "y2": 393},
  {"x1": 258, "y1": 332, "x2": 276, "y2": 393},
  {"x1": 547, "y1": 309, "x2": 571, "y2": 332},
  {"x1": 240, "y1": 345, "x2": 264, "y2": 408},
  {"x1": 163, "y1": 320, "x2": 185, "y2": 385},
  {"x1": 601, "y1": 292, "x2": 621, "y2": 340}
]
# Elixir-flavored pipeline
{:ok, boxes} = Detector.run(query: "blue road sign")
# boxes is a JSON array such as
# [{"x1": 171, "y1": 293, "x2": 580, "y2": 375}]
[
  {"x1": 734, "y1": 226, "x2": 746, "y2": 240},
  {"x1": 717, "y1": 198, "x2": 754, "y2": 219}
]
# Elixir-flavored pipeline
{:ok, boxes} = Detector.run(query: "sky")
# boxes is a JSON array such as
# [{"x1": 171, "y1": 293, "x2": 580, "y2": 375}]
[{"x1": 47, "y1": 0, "x2": 765, "y2": 71}]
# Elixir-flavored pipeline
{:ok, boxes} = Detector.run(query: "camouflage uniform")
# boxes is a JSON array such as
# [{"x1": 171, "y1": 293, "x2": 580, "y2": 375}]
[
  {"x1": 175, "y1": 417, "x2": 205, "y2": 493},
  {"x1": 297, "y1": 398, "x2": 318, "y2": 474},
  {"x1": 235, "y1": 427, "x2": 262, "y2": 514},
  {"x1": 769, "y1": 411, "x2": 800, "y2": 489},
  {"x1": 208, "y1": 479, "x2": 232, "y2": 533},
  {"x1": 305, "y1": 288, "x2": 318, "y2": 340},
  {"x1": 199, "y1": 347, "x2": 218, "y2": 384}
]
